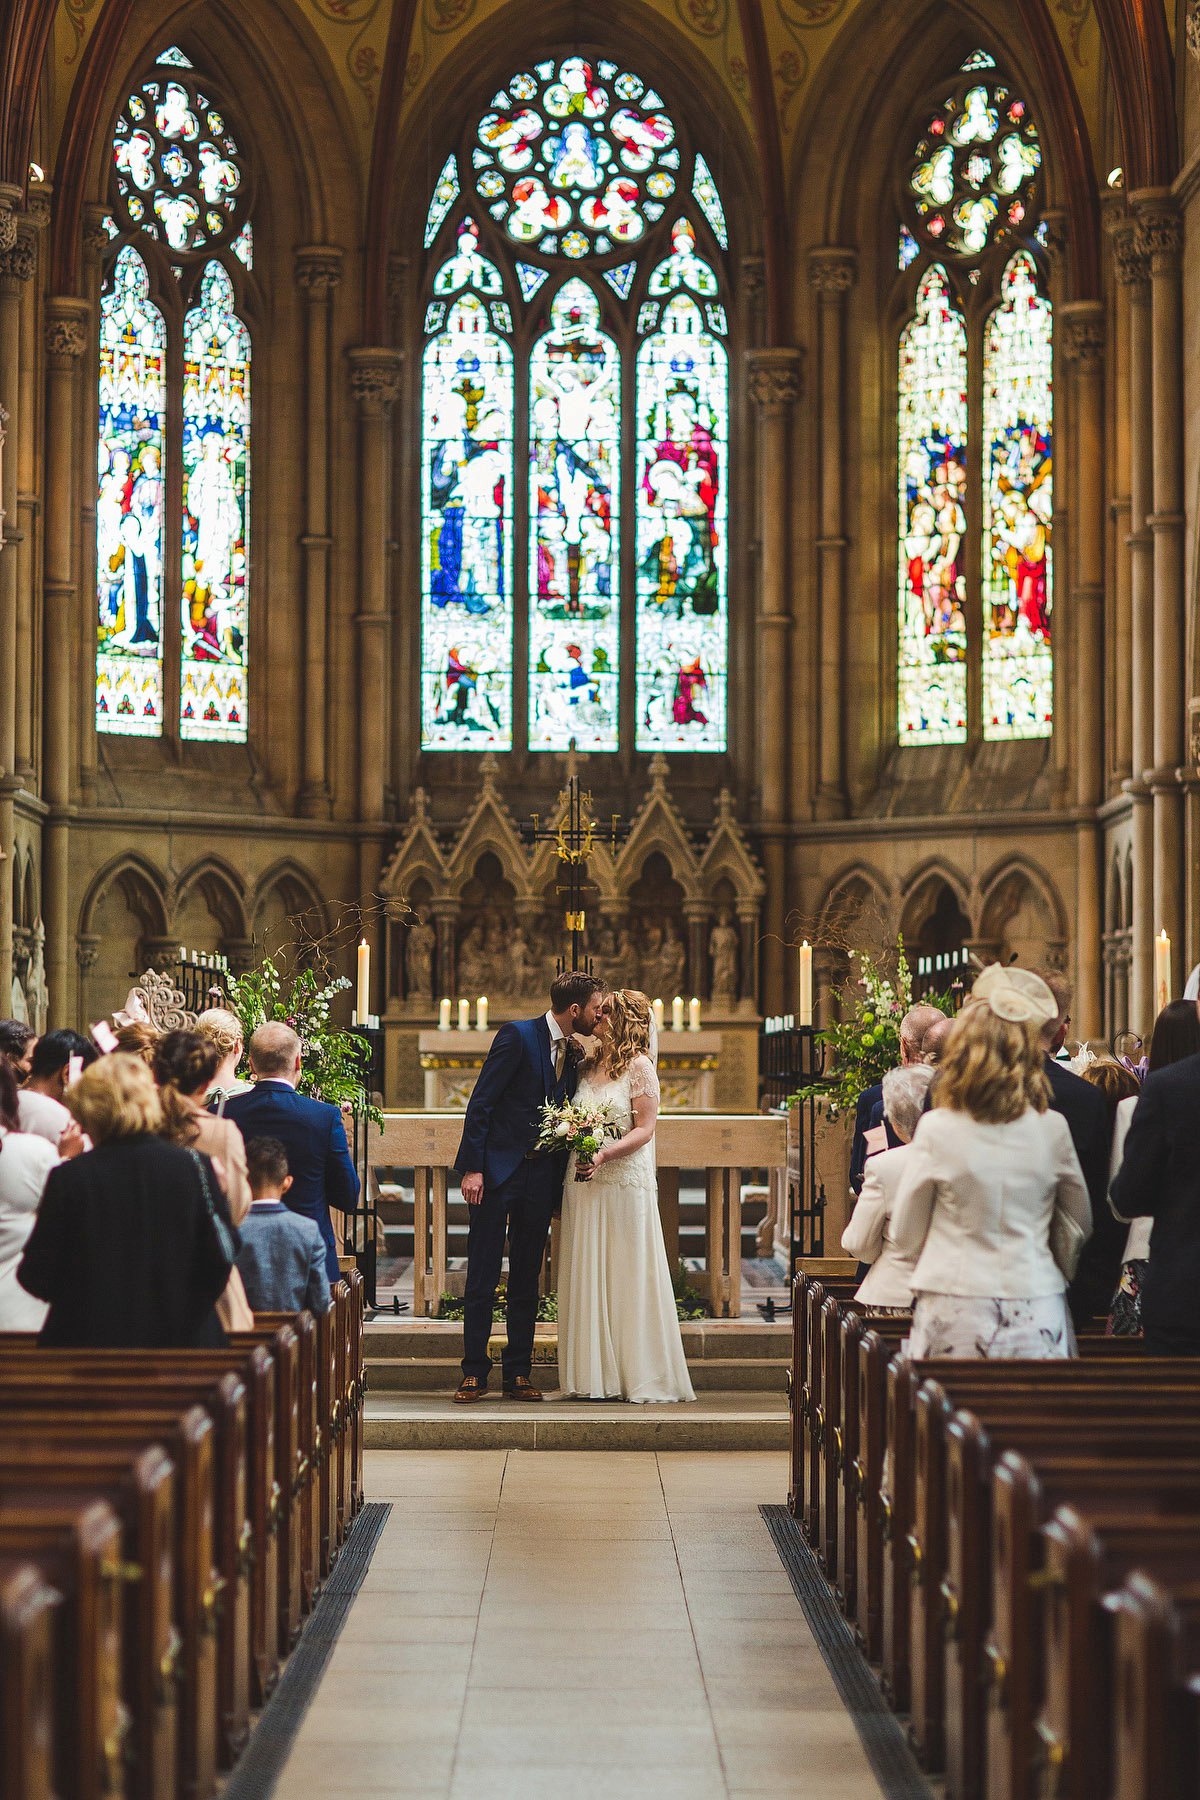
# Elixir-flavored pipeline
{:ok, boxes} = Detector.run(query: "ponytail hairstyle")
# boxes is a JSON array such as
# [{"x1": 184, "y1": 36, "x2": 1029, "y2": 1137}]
[{"x1": 152, "y1": 1029, "x2": 221, "y2": 1146}]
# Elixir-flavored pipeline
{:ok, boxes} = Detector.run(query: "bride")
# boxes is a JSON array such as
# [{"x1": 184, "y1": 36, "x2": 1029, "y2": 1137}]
[{"x1": 558, "y1": 988, "x2": 695, "y2": 1403}]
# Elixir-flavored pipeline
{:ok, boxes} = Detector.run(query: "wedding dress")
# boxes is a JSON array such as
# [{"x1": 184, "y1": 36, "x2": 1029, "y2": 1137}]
[{"x1": 558, "y1": 1054, "x2": 695, "y2": 1403}]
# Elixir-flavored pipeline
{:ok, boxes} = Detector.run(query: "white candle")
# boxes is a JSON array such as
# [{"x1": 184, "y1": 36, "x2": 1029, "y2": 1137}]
[
  {"x1": 1155, "y1": 928, "x2": 1172, "y2": 1014},
  {"x1": 356, "y1": 939, "x2": 371, "y2": 1024},
  {"x1": 438, "y1": 998, "x2": 451, "y2": 1031},
  {"x1": 458, "y1": 998, "x2": 470, "y2": 1032},
  {"x1": 798, "y1": 940, "x2": 813, "y2": 1027},
  {"x1": 477, "y1": 996, "x2": 488, "y2": 1031},
  {"x1": 688, "y1": 997, "x2": 701, "y2": 1032},
  {"x1": 672, "y1": 996, "x2": 684, "y2": 1033},
  {"x1": 652, "y1": 997, "x2": 665, "y2": 1034}
]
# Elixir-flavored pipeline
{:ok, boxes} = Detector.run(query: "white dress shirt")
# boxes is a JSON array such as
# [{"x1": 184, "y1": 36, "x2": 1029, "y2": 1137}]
[
  {"x1": 890, "y1": 1105, "x2": 1092, "y2": 1298},
  {"x1": 17, "y1": 1089, "x2": 71, "y2": 1147},
  {"x1": 0, "y1": 1126, "x2": 58, "y2": 1329},
  {"x1": 841, "y1": 1142, "x2": 919, "y2": 1308},
  {"x1": 1108, "y1": 1092, "x2": 1152, "y2": 1262}
]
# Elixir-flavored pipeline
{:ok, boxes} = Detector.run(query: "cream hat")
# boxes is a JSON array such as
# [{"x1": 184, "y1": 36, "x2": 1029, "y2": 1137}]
[{"x1": 968, "y1": 964, "x2": 1058, "y2": 1027}]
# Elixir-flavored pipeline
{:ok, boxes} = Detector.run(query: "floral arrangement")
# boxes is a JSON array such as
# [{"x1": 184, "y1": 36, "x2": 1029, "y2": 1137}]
[
  {"x1": 227, "y1": 957, "x2": 382, "y2": 1127},
  {"x1": 793, "y1": 941, "x2": 948, "y2": 1115},
  {"x1": 535, "y1": 1097, "x2": 622, "y2": 1167}
]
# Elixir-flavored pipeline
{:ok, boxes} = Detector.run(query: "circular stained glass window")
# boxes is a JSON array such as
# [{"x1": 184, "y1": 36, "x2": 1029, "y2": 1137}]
[
  {"x1": 906, "y1": 73, "x2": 1041, "y2": 260},
  {"x1": 112, "y1": 62, "x2": 246, "y2": 255},
  {"x1": 473, "y1": 56, "x2": 680, "y2": 257}
]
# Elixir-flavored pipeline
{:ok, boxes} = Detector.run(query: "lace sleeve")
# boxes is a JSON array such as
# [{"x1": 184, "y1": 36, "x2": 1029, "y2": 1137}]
[{"x1": 628, "y1": 1054, "x2": 660, "y2": 1103}]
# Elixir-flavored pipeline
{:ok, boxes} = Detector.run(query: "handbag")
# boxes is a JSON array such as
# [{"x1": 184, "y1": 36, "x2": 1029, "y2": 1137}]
[{"x1": 1049, "y1": 1201, "x2": 1087, "y2": 1281}]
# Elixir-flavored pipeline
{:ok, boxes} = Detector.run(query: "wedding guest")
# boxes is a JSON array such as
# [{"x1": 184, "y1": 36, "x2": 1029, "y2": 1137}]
[
  {"x1": 196, "y1": 1007, "x2": 252, "y2": 1106},
  {"x1": 0, "y1": 1020, "x2": 37, "y2": 1078},
  {"x1": 235, "y1": 1137, "x2": 331, "y2": 1317},
  {"x1": 0, "y1": 1058, "x2": 58, "y2": 1331},
  {"x1": 17, "y1": 1054, "x2": 236, "y2": 1347},
  {"x1": 841, "y1": 1062, "x2": 934, "y2": 1311},
  {"x1": 920, "y1": 1014, "x2": 953, "y2": 1065},
  {"x1": 1109, "y1": 999, "x2": 1200, "y2": 1350},
  {"x1": 18, "y1": 1029, "x2": 97, "y2": 1146},
  {"x1": 891, "y1": 966, "x2": 1091, "y2": 1359},
  {"x1": 114, "y1": 1021, "x2": 161, "y2": 1065},
  {"x1": 849, "y1": 1003, "x2": 944, "y2": 1194},
  {"x1": 1036, "y1": 969, "x2": 1114, "y2": 1326}
]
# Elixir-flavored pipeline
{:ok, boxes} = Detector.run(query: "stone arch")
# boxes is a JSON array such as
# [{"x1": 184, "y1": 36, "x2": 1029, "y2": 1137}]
[
  {"x1": 77, "y1": 853, "x2": 171, "y2": 1027},
  {"x1": 898, "y1": 867, "x2": 973, "y2": 961},
  {"x1": 815, "y1": 865, "x2": 894, "y2": 1014},
  {"x1": 171, "y1": 857, "x2": 250, "y2": 959},
  {"x1": 978, "y1": 856, "x2": 1068, "y2": 971},
  {"x1": 251, "y1": 861, "x2": 329, "y2": 970}
]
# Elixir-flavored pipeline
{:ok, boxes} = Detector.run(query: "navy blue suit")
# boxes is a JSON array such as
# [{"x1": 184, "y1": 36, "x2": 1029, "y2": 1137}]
[
  {"x1": 223, "y1": 1080, "x2": 360, "y2": 1285},
  {"x1": 455, "y1": 1016, "x2": 578, "y2": 1384}
]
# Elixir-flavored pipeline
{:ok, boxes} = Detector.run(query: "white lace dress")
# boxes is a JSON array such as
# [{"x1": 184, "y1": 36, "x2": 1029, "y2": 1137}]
[{"x1": 558, "y1": 1056, "x2": 695, "y2": 1403}]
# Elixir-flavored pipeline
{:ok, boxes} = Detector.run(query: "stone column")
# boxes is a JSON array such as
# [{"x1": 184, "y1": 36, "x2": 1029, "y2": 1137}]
[
  {"x1": 1060, "y1": 301, "x2": 1106, "y2": 1041},
  {"x1": 807, "y1": 249, "x2": 855, "y2": 819},
  {"x1": 78, "y1": 206, "x2": 109, "y2": 805},
  {"x1": 295, "y1": 247, "x2": 342, "y2": 818},
  {"x1": 1130, "y1": 193, "x2": 1185, "y2": 1000},
  {"x1": 16, "y1": 189, "x2": 48, "y2": 779},
  {"x1": 736, "y1": 901, "x2": 759, "y2": 1013},
  {"x1": 0, "y1": 223, "x2": 35, "y2": 1012},
  {"x1": 746, "y1": 348, "x2": 802, "y2": 1012},
  {"x1": 683, "y1": 899, "x2": 711, "y2": 1002},
  {"x1": 42, "y1": 297, "x2": 91, "y2": 1026}
]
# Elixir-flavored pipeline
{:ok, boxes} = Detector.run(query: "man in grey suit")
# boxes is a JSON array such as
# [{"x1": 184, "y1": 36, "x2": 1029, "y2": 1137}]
[{"x1": 235, "y1": 1137, "x2": 331, "y2": 1316}]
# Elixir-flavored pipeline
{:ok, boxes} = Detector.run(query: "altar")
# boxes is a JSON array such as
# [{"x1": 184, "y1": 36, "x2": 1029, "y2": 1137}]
[{"x1": 416, "y1": 1026, "x2": 723, "y2": 1111}]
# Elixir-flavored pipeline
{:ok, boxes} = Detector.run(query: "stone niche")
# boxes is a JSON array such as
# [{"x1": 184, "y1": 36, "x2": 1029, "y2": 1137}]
[{"x1": 377, "y1": 754, "x2": 765, "y2": 1110}]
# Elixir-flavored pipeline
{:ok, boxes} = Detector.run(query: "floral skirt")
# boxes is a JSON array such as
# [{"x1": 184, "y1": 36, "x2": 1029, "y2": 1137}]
[
  {"x1": 1106, "y1": 1259, "x2": 1147, "y2": 1338},
  {"x1": 908, "y1": 1293, "x2": 1077, "y2": 1360}
]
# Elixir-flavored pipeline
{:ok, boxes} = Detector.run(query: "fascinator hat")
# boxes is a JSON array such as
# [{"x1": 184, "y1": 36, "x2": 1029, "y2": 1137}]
[{"x1": 968, "y1": 964, "x2": 1058, "y2": 1028}]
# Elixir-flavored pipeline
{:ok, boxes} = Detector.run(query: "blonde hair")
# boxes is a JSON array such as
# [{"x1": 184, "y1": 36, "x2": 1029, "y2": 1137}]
[
  {"x1": 67, "y1": 1053, "x2": 163, "y2": 1143},
  {"x1": 604, "y1": 988, "x2": 652, "y2": 1081},
  {"x1": 933, "y1": 1001, "x2": 1050, "y2": 1123},
  {"x1": 195, "y1": 1007, "x2": 243, "y2": 1060},
  {"x1": 113, "y1": 1021, "x2": 161, "y2": 1066}
]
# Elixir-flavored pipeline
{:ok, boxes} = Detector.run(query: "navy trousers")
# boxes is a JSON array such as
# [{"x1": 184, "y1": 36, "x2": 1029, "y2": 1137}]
[{"x1": 461, "y1": 1160, "x2": 559, "y2": 1385}]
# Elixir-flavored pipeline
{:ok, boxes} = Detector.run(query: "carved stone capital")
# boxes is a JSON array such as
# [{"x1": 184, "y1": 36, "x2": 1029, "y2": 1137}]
[
  {"x1": 0, "y1": 229, "x2": 36, "y2": 286},
  {"x1": 1106, "y1": 210, "x2": 1151, "y2": 288},
  {"x1": 348, "y1": 346, "x2": 403, "y2": 410},
  {"x1": 82, "y1": 204, "x2": 112, "y2": 260},
  {"x1": 1059, "y1": 300, "x2": 1105, "y2": 371},
  {"x1": 75, "y1": 936, "x2": 100, "y2": 975},
  {"x1": 1187, "y1": 0, "x2": 1200, "y2": 62},
  {"x1": 24, "y1": 189, "x2": 51, "y2": 233},
  {"x1": 44, "y1": 297, "x2": 91, "y2": 364},
  {"x1": 0, "y1": 183, "x2": 21, "y2": 255},
  {"x1": 387, "y1": 254, "x2": 409, "y2": 311},
  {"x1": 294, "y1": 244, "x2": 344, "y2": 299},
  {"x1": 746, "y1": 347, "x2": 803, "y2": 411},
  {"x1": 807, "y1": 247, "x2": 857, "y2": 295},
  {"x1": 1131, "y1": 188, "x2": 1182, "y2": 274},
  {"x1": 1039, "y1": 209, "x2": 1068, "y2": 264},
  {"x1": 740, "y1": 254, "x2": 765, "y2": 299}
]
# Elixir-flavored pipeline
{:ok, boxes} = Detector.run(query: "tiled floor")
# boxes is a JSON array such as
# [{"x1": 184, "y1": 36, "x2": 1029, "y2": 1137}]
[{"x1": 270, "y1": 1451, "x2": 885, "y2": 1800}]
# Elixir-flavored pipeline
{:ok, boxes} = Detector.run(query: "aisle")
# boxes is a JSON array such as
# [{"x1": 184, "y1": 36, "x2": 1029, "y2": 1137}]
[{"x1": 272, "y1": 1450, "x2": 886, "y2": 1800}]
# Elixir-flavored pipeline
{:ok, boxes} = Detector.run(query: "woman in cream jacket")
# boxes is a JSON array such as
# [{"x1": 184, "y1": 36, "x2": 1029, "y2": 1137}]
[
  {"x1": 890, "y1": 966, "x2": 1092, "y2": 1359},
  {"x1": 841, "y1": 1062, "x2": 934, "y2": 1310}
]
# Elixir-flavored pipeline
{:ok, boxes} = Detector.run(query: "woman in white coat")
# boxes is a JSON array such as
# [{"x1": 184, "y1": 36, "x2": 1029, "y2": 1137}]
[
  {"x1": 841, "y1": 1063, "x2": 934, "y2": 1311},
  {"x1": 890, "y1": 966, "x2": 1092, "y2": 1359},
  {"x1": 0, "y1": 1058, "x2": 60, "y2": 1330}
]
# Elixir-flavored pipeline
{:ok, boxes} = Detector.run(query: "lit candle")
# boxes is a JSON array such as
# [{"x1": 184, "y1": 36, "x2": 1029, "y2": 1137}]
[
  {"x1": 798, "y1": 940, "x2": 813, "y2": 1027},
  {"x1": 477, "y1": 996, "x2": 488, "y2": 1032},
  {"x1": 652, "y1": 997, "x2": 665, "y2": 1034},
  {"x1": 1155, "y1": 927, "x2": 1172, "y2": 1014},
  {"x1": 458, "y1": 998, "x2": 470, "y2": 1032},
  {"x1": 688, "y1": 997, "x2": 701, "y2": 1032},
  {"x1": 672, "y1": 995, "x2": 684, "y2": 1033},
  {"x1": 438, "y1": 998, "x2": 451, "y2": 1032},
  {"x1": 356, "y1": 939, "x2": 370, "y2": 1024}
]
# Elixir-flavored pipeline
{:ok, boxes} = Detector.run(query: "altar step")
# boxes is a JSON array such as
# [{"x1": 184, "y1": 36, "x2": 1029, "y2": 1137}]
[{"x1": 363, "y1": 1389, "x2": 788, "y2": 1451}]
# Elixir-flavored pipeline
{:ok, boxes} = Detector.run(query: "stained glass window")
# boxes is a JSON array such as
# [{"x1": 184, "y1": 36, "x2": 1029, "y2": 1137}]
[
  {"x1": 691, "y1": 153, "x2": 728, "y2": 249},
  {"x1": 96, "y1": 247, "x2": 167, "y2": 736},
  {"x1": 180, "y1": 261, "x2": 250, "y2": 741},
  {"x1": 982, "y1": 251, "x2": 1052, "y2": 739},
  {"x1": 421, "y1": 236, "x2": 514, "y2": 750},
  {"x1": 906, "y1": 72, "x2": 1040, "y2": 260},
  {"x1": 528, "y1": 280, "x2": 620, "y2": 751},
  {"x1": 897, "y1": 265, "x2": 968, "y2": 743},
  {"x1": 424, "y1": 154, "x2": 460, "y2": 248},
  {"x1": 112, "y1": 63, "x2": 246, "y2": 253},
  {"x1": 636, "y1": 237, "x2": 727, "y2": 751}
]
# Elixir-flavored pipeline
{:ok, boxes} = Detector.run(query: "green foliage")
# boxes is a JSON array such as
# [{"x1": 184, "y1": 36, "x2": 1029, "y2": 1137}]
[
  {"x1": 436, "y1": 1284, "x2": 558, "y2": 1323},
  {"x1": 792, "y1": 942, "x2": 948, "y2": 1116},
  {"x1": 227, "y1": 957, "x2": 382, "y2": 1127},
  {"x1": 671, "y1": 1261, "x2": 710, "y2": 1321}
]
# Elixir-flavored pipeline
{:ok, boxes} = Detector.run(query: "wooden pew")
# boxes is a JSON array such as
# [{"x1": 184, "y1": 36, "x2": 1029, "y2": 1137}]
[
  {"x1": 1109, "y1": 1571, "x2": 1200, "y2": 1800},
  {"x1": 0, "y1": 1554, "x2": 62, "y2": 1800}
]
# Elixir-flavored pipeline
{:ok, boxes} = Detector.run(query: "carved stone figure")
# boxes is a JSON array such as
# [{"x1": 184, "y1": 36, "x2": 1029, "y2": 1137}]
[
  {"x1": 660, "y1": 918, "x2": 687, "y2": 999},
  {"x1": 509, "y1": 925, "x2": 538, "y2": 999},
  {"x1": 709, "y1": 907, "x2": 739, "y2": 1005},
  {"x1": 406, "y1": 916, "x2": 435, "y2": 1001},
  {"x1": 457, "y1": 919, "x2": 490, "y2": 997},
  {"x1": 609, "y1": 926, "x2": 640, "y2": 992}
]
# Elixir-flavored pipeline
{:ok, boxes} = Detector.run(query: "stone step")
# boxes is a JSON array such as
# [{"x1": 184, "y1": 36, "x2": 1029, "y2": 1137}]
[
  {"x1": 364, "y1": 1390, "x2": 788, "y2": 1451},
  {"x1": 363, "y1": 1319, "x2": 791, "y2": 1360},
  {"x1": 366, "y1": 1355, "x2": 788, "y2": 1393}
]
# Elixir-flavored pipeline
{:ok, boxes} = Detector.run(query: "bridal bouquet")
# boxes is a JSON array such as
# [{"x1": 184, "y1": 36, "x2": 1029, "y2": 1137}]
[{"x1": 535, "y1": 1097, "x2": 622, "y2": 1168}]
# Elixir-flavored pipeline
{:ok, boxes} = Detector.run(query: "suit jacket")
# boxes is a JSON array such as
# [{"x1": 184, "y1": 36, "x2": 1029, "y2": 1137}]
[
  {"x1": 1110, "y1": 1050, "x2": 1200, "y2": 1343},
  {"x1": 1043, "y1": 1055, "x2": 1118, "y2": 1321},
  {"x1": 841, "y1": 1142, "x2": 919, "y2": 1308},
  {"x1": 454, "y1": 1016, "x2": 579, "y2": 1192},
  {"x1": 236, "y1": 1201, "x2": 331, "y2": 1316},
  {"x1": 223, "y1": 1082, "x2": 359, "y2": 1286},
  {"x1": 849, "y1": 1083, "x2": 882, "y2": 1196}
]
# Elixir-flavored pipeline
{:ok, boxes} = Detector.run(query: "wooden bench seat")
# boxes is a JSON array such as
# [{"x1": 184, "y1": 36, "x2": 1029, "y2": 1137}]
[
  {"x1": 1108, "y1": 1572, "x2": 1200, "y2": 1800},
  {"x1": 0, "y1": 1554, "x2": 60, "y2": 1800}
]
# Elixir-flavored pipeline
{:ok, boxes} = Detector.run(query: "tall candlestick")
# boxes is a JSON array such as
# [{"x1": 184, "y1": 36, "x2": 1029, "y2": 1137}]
[
  {"x1": 798, "y1": 940, "x2": 813, "y2": 1027},
  {"x1": 356, "y1": 939, "x2": 371, "y2": 1024},
  {"x1": 477, "y1": 996, "x2": 488, "y2": 1032},
  {"x1": 652, "y1": 997, "x2": 665, "y2": 1034},
  {"x1": 458, "y1": 998, "x2": 470, "y2": 1032},
  {"x1": 1155, "y1": 927, "x2": 1172, "y2": 1015},
  {"x1": 671, "y1": 995, "x2": 684, "y2": 1033},
  {"x1": 438, "y1": 998, "x2": 451, "y2": 1032},
  {"x1": 688, "y1": 997, "x2": 701, "y2": 1032}
]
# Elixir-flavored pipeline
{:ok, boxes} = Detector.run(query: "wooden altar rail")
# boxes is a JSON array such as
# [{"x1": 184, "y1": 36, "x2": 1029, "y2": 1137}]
[{"x1": 375, "y1": 1112, "x2": 788, "y2": 1320}]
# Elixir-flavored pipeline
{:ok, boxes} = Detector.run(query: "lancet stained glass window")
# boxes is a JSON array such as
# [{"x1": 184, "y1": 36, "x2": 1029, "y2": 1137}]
[
  {"x1": 96, "y1": 247, "x2": 167, "y2": 735},
  {"x1": 897, "y1": 265, "x2": 968, "y2": 743},
  {"x1": 982, "y1": 251, "x2": 1052, "y2": 739},
  {"x1": 421, "y1": 53, "x2": 729, "y2": 753}
]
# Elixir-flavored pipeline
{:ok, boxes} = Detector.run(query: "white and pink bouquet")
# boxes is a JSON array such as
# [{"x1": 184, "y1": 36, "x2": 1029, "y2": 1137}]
[{"x1": 535, "y1": 1097, "x2": 622, "y2": 1169}]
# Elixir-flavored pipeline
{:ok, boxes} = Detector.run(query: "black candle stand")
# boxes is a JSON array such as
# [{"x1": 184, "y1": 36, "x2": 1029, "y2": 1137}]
[
  {"x1": 344, "y1": 1022, "x2": 387, "y2": 1313},
  {"x1": 758, "y1": 1019, "x2": 828, "y2": 1319}
]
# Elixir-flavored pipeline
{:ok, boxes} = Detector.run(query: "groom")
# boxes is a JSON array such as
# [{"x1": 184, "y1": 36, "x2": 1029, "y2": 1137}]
[{"x1": 453, "y1": 970, "x2": 606, "y2": 1403}]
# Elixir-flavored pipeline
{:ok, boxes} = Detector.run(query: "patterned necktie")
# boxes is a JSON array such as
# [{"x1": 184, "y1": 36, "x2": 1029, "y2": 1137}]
[{"x1": 553, "y1": 1038, "x2": 566, "y2": 1084}]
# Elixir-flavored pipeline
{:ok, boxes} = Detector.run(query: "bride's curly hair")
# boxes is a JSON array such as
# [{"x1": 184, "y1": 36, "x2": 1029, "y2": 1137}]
[{"x1": 605, "y1": 989, "x2": 653, "y2": 1081}]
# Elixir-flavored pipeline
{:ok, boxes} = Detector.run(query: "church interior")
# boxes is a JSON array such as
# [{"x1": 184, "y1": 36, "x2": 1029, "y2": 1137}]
[{"x1": 3, "y1": 0, "x2": 1200, "y2": 1795}]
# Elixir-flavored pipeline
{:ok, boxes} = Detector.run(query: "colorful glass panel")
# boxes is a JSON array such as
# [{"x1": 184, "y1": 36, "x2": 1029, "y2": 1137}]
[
  {"x1": 516, "y1": 262, "x2": 548, "y2": 300},
  {"x1": 528, "y1": 280, "x2": 620, "y2": 750},
  {"x1": 635, "y1": 283, "x2": 727, "y2": 751},
  {"x1": 424, "y1": 154, "x2": 460, "y2": 248},
  {"x1": 897, "y1": 264, "x2": 968, "y2": 743},
  {"x1": 421, "y1": 288, "x2": 514, "y2": 749},
  {"x1": 97, "y1": 247, "x2": 167, "y2": 736},
  {"x1": 180, "y1": 261, "x2": 250, "y2": 741},
  {"x1": 982, "y1": 251, "x2": 1053, "y2": 739},
  {"x1": 691, "y1": 152, "x2": 728, "y2": 249},
  {"x1": 112, "y1": 70, "x2": 245, "y2": 254},
  {"x1": 907, "y1": 74, "x2": 1040, "y2": 260},
  {"x1": 602, "y1": 261, "x2": 636, "y2": 298}
]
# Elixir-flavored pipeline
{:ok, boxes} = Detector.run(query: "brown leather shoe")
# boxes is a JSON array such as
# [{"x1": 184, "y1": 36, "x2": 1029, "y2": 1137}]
[
  {"x1": 503, "y1": 1376, "x2": 544, "y2": 1402},
  {"x1": 453, "y1": 1376, "x2": 489, "y2": 1404}
]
